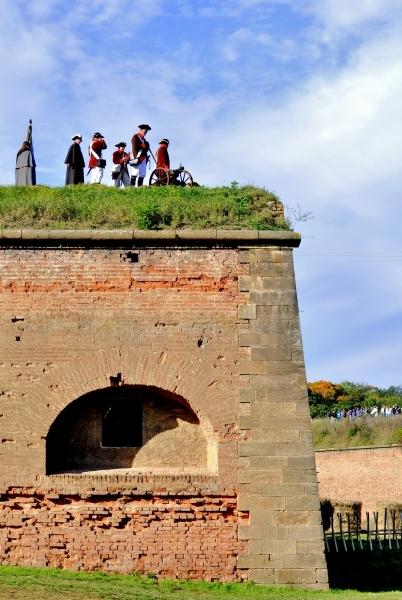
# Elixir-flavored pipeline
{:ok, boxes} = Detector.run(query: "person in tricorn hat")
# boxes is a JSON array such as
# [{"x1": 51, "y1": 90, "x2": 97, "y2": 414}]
[
  {"x1": 130, "y1": 124, "x2": 151, "y2": 186},
  {"x1": 112, "y1": 142, "x2": 130, "y2": 188},
  {"x1": 156, "y1": 138, "x2": 170, "y2": 171},
  {"x1": 88, "y1": 132, "x2": 107, "y2": 184},
  {"x1": 64, "y1": 134, "x2": 85, "y2": 185}
]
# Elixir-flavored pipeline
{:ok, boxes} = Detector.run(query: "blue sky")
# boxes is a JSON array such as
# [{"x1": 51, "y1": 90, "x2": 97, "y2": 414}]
[{"x1": 1, "y1": 0, "x2": 402, "y2": 387}]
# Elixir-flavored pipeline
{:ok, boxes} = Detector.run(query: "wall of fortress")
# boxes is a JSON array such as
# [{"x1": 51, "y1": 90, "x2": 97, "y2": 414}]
[
  {"x1": 316, "y1": 445, "x2": 402, "y2": 514},
  {"x1": 0, "y1": 230, "x2": 327, "y2": 588}
]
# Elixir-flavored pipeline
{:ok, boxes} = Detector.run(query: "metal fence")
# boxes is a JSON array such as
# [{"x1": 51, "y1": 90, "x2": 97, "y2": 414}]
[{"x1": 324, "y1": 509, "x2": 402, "y2": 552}]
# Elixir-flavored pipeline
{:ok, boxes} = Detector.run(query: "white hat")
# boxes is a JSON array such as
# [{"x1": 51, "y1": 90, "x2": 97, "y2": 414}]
[{"x1": 71, "y1": 133, "x2": 82, "y2": 141}]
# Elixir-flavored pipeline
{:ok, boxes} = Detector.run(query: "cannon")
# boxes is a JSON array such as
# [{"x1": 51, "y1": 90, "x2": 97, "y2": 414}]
[{"x1": 149, "y1": 164, "x2": 193, "y2": 187}]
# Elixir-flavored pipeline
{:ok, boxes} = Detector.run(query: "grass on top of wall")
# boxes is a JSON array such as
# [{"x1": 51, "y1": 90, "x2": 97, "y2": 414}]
[
  {"x1": 0, "y1": 566, "x2": 401, "y2": 600},
  {"x1": 0, "y1": 184, "x2": 288, "y2": 231},
  {"x1": 312, "y1": 414, "x2": 402, "y2": 450}
]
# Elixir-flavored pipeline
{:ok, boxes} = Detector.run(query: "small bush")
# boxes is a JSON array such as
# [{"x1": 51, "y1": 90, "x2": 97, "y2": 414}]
[
  {"x1": 389, "y1": 427, "x2": 402, "y2": 445},
  {"x1": 137, "y1": 198, "x2": 164, "y2": 229},
  {"x1": 317, "y1": 425, "x2": 329, "y2": 443},
  {"x1": 346, "y1": 422, "x2": 373, "y2": 444}
]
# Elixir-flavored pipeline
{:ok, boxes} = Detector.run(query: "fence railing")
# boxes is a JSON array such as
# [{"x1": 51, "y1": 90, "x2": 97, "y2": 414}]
[{"x1": 324, "y1": 509, "x2": 402, "y2": 552}]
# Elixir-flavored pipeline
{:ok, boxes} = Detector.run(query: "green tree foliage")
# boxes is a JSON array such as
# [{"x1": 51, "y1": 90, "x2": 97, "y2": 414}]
[
  {"x1": 307, "y1": 380, "x2": 344, "y2": 418},
  {"x1": 307, "y1": 381, "x2": 402, "y2": 419}
]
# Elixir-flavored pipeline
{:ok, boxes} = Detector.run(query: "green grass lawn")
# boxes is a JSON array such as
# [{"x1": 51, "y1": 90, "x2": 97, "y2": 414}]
[
  {"x1": 0, "y1": 567, "x2": 402, "y2": 600},
  {"x1": 0, "y1": 184, "x2": 287, "y2": 231}
]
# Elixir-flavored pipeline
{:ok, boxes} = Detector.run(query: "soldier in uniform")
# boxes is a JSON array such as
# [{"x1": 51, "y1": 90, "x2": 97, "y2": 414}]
[
  {"x1": 130, "y1": 123, "x2": 151, "y2": 186},
  {"x1": 112, "y1": 142, "x2": 130, "y2": 187},
  {"x1": 88, "y1": 132, "x2": 107, "y2": 184},
  {"x1": 156, "y1": 138, "x2": 170, "y2": 171},
  {"x1": 64, "y1": 134, "x2": 85, "y2": 185}
]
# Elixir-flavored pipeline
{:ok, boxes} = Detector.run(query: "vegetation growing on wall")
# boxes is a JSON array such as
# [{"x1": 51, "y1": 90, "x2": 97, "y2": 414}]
[
  {"x1": 312, "y1": 413, "x2": 402, "y2": 450},
  {"x1": 0, "y1": 184, "x2": 288, "y2": 230}
]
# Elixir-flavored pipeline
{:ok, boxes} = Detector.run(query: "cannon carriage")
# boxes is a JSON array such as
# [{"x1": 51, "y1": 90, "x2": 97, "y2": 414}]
[{"x1": 149, "y1": 165, "x2": 193, "y2": 187}]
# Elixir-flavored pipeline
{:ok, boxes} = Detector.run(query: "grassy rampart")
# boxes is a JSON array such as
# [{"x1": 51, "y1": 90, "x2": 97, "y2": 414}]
[
  {"x1": 0, "y1": 185, "x2": 287, "y2": 230},
  {"x1": 312, "y1": 415, "x2": 402, "y2": 450}
]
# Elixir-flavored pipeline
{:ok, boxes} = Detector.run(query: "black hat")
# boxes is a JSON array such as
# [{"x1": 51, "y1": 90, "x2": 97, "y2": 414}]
[
  {"x1": 138, "y1": 124, "x2": 151, "y2": 131},
  {"x1": 115, "y1": 142, "x2": 126, "y2": 147},
  {"x1": 71, "y1": 133, "x2": 82, "y2": 141},
  {"x1": 93, "y1": 132, "x2": 103, "y2": 138},
  {"x1": 159, "y1": 138, "x2": 169, "y2": 145}
]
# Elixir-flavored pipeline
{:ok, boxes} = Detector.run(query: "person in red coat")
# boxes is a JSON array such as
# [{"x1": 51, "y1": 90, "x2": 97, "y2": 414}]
[
  {"x1": 88, "y1": 132, "x2": 107, "y2": 184},
  {"x1": 156, "y1": 138, "x2": 170, "y2": 171},
  {"x1": 112, "y1": 142, "x2": 130, "y2": 187},
  {"x1": 130, "y1": 123, "x2": 151, "y2": 186}
]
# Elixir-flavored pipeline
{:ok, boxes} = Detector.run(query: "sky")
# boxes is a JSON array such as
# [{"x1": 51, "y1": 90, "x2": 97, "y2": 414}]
[{"x1": 0, "y1": 0, "x2": 402, "y2": 387}]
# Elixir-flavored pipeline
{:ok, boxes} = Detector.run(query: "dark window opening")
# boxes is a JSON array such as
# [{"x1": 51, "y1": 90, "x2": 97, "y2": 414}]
[{"x1": 102, "y1": 394, "x2": 142, "y2": 447}]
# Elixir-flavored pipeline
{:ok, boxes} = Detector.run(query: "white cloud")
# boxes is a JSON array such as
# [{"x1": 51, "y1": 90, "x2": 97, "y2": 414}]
[
  {"x1": 303, "y1": 0, "x2": 402, "y2": 30},
  {"x1": 64, "y1": 0, "x2": 163, "y2": 27},
  {"x1": 195, "y1": 27, "x2": 402, "y2": 208}
]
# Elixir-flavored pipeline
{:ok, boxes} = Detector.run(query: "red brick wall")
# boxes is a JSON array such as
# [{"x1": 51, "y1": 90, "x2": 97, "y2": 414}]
[
  {"x1": 0, "y1": 485, "x2": 247, "y2": 579},
  {"x1": 0, "y1": 245, "x2": 248, "y2": 578},
  {"x1": 0, "y1": 235, "x2": 327, "y2": 587},
  {"x1": 316, "y1": 446, "x2": 402, "y2": 513},
  {"x1": 0, "y1": 247, "x2": 246, "y2": 484}
]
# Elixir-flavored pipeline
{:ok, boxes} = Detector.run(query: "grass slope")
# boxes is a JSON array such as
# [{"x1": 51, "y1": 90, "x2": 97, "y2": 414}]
[
  {"x1": 0, "y1": 185, "x2": 287, "y2": 231},
  {"x1": 0, "y1": 567, "x2": 401, "y2": 600},
  {"x1": 312, "y1": 415, "x2": 402, "y2": 450}
]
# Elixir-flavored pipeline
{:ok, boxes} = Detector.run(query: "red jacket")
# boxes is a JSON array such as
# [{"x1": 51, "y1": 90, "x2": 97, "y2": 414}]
[
  {"x1": 88, "y1": 138, "x2": 107, "y2": 168},
  {"x1": 113, "y1": 149, "x2": 129, "y2": 165},
  {"x1": 156, "y1": 143, "x2": 170, "y2": 170},
  {"x1": 131, "y1": 133, "x2": 149, "y2": 163}
]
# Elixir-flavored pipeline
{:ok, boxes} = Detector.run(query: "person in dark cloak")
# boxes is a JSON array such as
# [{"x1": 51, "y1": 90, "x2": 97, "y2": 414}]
[
  {"x1": 15, "y1": 141, "x2": 36, "y2": 185},
  {"x1": 64, "y1": 134, "x2": 85, "y2": 184}
]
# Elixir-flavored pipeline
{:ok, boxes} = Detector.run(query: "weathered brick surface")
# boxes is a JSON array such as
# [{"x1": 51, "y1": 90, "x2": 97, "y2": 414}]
[
  {"x1": 0, "y1": 236, "x2": 327, "y2": 587},
  {"x1": 316, "y1": 446, "x2": 402, "y2": 513},
  {"x1": 0, "y1": 248, "x2": 246, "y2": 483},
  {"x1": 0, "y1": 486, "x2": 246, "y2": 580}
]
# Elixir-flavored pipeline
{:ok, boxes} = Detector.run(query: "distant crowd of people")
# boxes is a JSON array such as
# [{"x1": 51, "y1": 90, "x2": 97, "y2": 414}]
[
  {"x1": 15, "y1": 123, "x2": 172, "y2": 188},
  {"x1": 329, "y1": 406, "x2": 402, "y2": 420}
]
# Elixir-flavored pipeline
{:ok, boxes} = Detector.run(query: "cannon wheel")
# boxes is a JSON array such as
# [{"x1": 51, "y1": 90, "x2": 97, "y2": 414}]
[
  {"x1": 176, "y1": 170, "x2": 193, "y2": 187},
  {"x1": 149, "y1": 168, "x2": 170, "y2": 186}
]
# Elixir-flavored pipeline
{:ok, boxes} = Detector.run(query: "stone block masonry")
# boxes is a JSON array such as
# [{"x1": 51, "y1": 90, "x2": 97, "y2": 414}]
[
  {"x1": 236, "y1": 247, "x2": 327, "y2": 588},
  {"x1": 0, "y1": 229, "x2": 327, "y2": 588}
]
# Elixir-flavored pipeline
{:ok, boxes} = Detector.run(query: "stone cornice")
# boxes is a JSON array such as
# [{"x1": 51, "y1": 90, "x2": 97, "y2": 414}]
[{"x1": 0, "y1": 229, "x2": 301, "y2": 247}]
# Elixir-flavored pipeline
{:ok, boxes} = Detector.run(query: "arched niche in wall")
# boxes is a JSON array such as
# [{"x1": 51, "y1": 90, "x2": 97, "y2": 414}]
[{"x1": 46, "y1": 385, "x2": 217, "y2": 475}]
